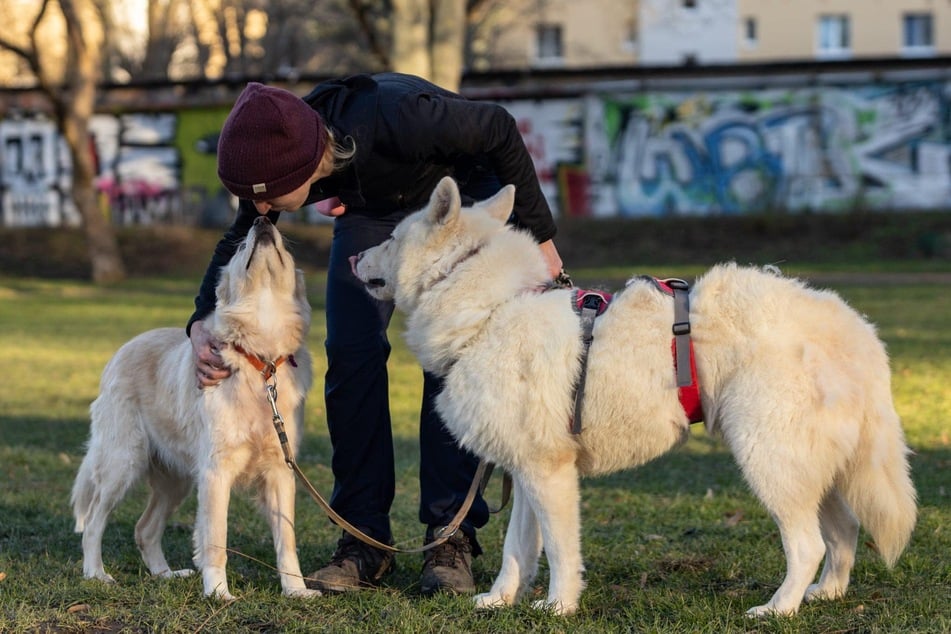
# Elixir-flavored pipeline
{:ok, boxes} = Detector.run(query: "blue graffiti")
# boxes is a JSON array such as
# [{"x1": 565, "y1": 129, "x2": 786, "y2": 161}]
[{"x1": 609, "y1": 83, "x2": 951, "y2": 215}]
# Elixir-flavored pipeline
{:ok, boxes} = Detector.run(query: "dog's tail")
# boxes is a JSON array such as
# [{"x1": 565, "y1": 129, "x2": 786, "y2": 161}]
[
  {"x1": 71, "y1": 447, "x2": 96, "y2": 533},
  {"x1": 842, "y1": 400, "x2": 917, "y2": 567}
]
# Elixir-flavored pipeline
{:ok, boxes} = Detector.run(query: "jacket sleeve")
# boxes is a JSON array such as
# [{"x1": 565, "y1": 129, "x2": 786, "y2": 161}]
[
  {"x1": 185, "y1": 200, "x2": 281, "y2": 335},
  {"x1": 397, "y1": 93, "x2": 557, "y2": 243}
]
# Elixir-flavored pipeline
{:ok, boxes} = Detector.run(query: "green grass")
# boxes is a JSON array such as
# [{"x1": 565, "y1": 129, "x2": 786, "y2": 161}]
[{"x1": 0, "y1": 269, "x2": 949, "y2": 633}]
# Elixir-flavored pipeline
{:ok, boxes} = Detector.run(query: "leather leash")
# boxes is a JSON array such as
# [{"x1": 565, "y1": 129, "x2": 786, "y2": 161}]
[{"x1": 264, "y1": 373, "x2": 495, "y2": 554}]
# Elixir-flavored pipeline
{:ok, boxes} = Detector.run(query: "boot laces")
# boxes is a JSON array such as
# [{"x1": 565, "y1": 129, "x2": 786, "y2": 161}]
[{"x1": 427, "y1": 533, "x2": 471, "y2": 568}]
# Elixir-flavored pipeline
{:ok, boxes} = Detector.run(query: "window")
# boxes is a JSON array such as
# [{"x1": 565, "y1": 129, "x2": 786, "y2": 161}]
[
  {"x1": 535, "y1": 24, "x2": 563, "y2": 63},
  {"x1": 903, "y1": 13, "x2": 934, "y2": 56},
  {"x1": 744, "y1": 17, "x2": 758, "y2": 46},
  {"x1": 623, "y1": 18, "x2": 638, "y2": 52},
  {"x1": 817, "y1": 15, "x2": 850, "y2": 58}
]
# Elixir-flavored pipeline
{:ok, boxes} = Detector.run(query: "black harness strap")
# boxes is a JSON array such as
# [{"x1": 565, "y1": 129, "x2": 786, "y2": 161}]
[
  {"x1": 571, "y1": 290, "x2": 612, "y2": 434},
  {"x1": 666, "y1": 278, "x2": 693, "y2": 388},
  {"x1": 639, "y1": 276, "x2": 693, "y2": 387}
]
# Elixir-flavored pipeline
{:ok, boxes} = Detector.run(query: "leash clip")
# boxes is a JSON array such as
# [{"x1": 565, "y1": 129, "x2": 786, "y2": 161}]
[
  {"x1": 264, "y1": 379, "x2": 295, "y2": 468},
  {"x1": 553, "y1": 269, "x2": 573, "y2": 288}
]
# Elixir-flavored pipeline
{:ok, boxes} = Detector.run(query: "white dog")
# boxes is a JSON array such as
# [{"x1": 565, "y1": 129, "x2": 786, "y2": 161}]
[
  {"x1": 71, "y1": 216, "x2": 319, "y2": 601},
  {"x1": 351, "y1": 177, "x2": 917, "y2": 616}
]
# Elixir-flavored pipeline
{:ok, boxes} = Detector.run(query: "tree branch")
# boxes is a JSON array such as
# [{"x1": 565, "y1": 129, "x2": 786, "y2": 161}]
[
  {"x1": 346, "y1": 0, "x2": 389, "y2": 68},
  {"x1": 0, "y1": 0, "x2": 51, "y2": 80}
]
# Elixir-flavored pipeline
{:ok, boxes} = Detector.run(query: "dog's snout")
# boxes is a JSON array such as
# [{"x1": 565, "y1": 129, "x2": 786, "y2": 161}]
[
  {"x1": 349, "y1": 252, "x2": 384, "y2": 288},
  {"x1": 252, "y1": 216, "x2": 276, "y2": 246}
]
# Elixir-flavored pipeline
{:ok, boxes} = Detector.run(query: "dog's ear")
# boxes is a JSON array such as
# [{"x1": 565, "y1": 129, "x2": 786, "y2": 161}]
[
  {"x1": 427, "y1": 176, "x2": 461, "y2": 226},
  {"x1": 474, "y1": 184, "x2": 516, "y2": 223}
]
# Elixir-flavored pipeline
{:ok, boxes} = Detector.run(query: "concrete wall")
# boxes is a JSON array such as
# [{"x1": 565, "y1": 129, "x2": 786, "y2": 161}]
[
  {"x1": 1, "y1": 107, "x2": 229, "y2": 227},
  {"x1": 576, "y1": 81, "x2": 951, "y2": 216},
  {"x1": 2, "y1": 62, "x2": 951, "y2": 226}
]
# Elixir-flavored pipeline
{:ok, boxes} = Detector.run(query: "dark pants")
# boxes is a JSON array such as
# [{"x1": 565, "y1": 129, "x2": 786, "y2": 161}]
[{"x1": 323, "y1": 210, "x2": 488, "y2": 551}]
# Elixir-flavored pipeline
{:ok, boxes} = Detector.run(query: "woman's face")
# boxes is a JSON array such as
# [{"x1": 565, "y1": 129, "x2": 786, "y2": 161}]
[
  {"x1": 251, "y1": 147, "x2": 335, "y2": 215},
  {"x1": 251, "y1": 179, "x2": 312, "y2": 214}
]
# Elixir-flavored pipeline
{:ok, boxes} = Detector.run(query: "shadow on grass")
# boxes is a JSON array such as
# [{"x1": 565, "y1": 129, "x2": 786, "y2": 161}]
[
  {"x1": 0, "y1": 415, "x2": 90, "y2": 454},
  {"x1": 580, "y1": 438, "x2": 949, "y2": 508}
]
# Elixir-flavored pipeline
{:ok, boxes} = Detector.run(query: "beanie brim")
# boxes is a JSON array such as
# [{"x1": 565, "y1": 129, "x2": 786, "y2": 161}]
[
  {"x1": 218, "y1": 151, "x2": 320, "y2": 201},
  {"x1": 216, "y1": 82, "x2": 326, "y2": 202}
]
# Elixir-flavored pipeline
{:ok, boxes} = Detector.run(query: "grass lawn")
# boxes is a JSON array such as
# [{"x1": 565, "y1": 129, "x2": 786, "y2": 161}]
[{"x1": 0, "y1": 267, "x2": 948, "y2": 633}]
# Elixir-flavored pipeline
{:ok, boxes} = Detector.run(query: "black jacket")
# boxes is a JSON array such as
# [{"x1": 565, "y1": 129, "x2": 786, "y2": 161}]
[{"x1": 188, "y1": 73, "x2": 557, "y2": 330}]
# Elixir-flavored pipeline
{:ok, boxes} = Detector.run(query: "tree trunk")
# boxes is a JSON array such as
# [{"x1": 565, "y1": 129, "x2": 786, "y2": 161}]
[
  {"x1": 66, "y1": 121, "x2": 125, "y2": 283},
  {"x1": 430, "y1": 0, "x2": 466, "y2": 91},
  {"x1": 60, "y1": 0, "x2": 126, "y2": 283},
  {"x1": 391, "y1": 0, "x2": 431, "y2": 80}
]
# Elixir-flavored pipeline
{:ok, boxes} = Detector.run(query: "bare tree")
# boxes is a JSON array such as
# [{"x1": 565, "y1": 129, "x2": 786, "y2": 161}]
[
  {"x1": 391, "y1": 0, "x2": 432, "y2": 79},
  {"x1": 344, "y1": 0, "x2": 496, "y2": 91},
  {"x1": 139, "y1": 0, "x2": 191, "y2": 80},
  {"x1": 0, "y1": 0, "x2": 126, "y2": 283},
  {"x1": 429, "y1": 0, "x2": 465, "y2": 90}
]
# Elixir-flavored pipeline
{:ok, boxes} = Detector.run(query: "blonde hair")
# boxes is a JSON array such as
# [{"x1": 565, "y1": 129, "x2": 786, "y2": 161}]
[{"x1": 326, "y1": 129, "x2": 356, "y2": 172}]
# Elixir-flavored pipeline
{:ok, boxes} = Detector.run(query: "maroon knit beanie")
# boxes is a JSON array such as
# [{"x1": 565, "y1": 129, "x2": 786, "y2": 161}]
[{"x1": 217, "y1": 82, "x2": 326, "y2": 201}]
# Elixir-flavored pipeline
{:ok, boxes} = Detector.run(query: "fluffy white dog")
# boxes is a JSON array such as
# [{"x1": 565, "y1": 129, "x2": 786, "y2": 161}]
[
  {"x1": 71, "y1": 216, "x2": 319, "y2": 601},
  {"x1": 351, "y1": 177, "x2": 917, "y2": 616}
]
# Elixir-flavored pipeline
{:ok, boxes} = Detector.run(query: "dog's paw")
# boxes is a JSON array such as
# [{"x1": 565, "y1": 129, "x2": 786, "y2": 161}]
[
  {"x1": 205, "y1": 586, "x2": 237, "y2": 602},
  {"x1": 474, "y1": 592, "x2": 510, "y2": 609},
  {"x1": 285, "y1": 587, "x2": 321, "y2": 599},
  {"x1": 804, "y1": 582, "x2": 845, "y2": 603},
  {"x1": 745, "y1": 603, "x2": 797, "y2": 618},
  {"x1": 156, "y1": 568, "x2": 195, "y2": 579},
  {"x1": 531, "y1": 598, "x2": 577, "y2": 616},
  {"x1": 85, "y1": 571, "x2": 116, "y2": 584}
]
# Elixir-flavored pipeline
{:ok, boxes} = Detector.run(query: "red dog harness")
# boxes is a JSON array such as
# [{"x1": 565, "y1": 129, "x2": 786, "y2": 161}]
[
  {"x1": 569, "y1": 278, "x2": 703, "y2": 434},
  {"x1": 647, "y1": 277, "x2": 704, "y2": 424}
]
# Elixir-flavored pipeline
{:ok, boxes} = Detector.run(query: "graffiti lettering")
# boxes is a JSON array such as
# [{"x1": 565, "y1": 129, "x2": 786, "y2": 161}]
[{"x1": 599, "y1": 83, "x2": 951, "y2": 215}]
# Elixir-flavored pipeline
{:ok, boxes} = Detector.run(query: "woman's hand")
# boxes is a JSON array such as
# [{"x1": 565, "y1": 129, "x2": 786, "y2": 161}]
[
  {"x1": 538, "y1": 239, "x2": 564, "y2": 279},
  {"x1": 316, "y1": 196, "x2": 346, "y2": 217},
  {"x1": 190, "y1": 320, "x2": 232, "y2": 389}
]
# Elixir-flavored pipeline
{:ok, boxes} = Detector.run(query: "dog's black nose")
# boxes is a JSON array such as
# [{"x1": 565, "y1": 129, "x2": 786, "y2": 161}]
[{"x1": 254, "y1": 216, "x2": 272, "y2": 226}]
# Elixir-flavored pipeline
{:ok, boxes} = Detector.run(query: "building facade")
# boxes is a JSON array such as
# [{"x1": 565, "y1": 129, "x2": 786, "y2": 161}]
[
  {"x1": 474, "y1": 0, "x2": 641, "y2": 69},
  {"x1": 476, "y1": 0, "x2": 951, "y2": 69},
  {"x1": 738, "y1": 0, "x2": 951, "y2": 62}
]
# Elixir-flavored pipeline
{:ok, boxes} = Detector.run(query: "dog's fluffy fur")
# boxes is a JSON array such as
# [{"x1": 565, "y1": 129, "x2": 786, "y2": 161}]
[
  {"x1": 71, "y1": 217, "x2": 318, "y2": 600},
  {"x1": 351, "y1": 177, "x2": 917, "y2": 616}
]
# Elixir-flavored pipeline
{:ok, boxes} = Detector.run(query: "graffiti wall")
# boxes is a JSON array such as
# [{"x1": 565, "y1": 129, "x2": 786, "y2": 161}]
[
  {"x1": 2, "y1": 74, "x2": 951, "y2": 226},
  {"x1": 582, "y1": 82, "x2": 951, "y2": 216},
  {"x1": 498, "y1": 98, "x2": 586, "y2": 218},
  {"x1": 90, "y1": 112, "x2": 183, "y2": 226},
  {"x1": 0, "y1": 118, "x2": 78, "y2": 226},
  {"x1": 0, "y1": 110, "x2": 225, "y2": 227}
]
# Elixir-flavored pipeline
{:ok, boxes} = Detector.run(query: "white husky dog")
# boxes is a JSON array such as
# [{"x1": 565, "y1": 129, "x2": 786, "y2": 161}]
[
  {"x1": 71, "y1": 216, "x2": 319, "y2": 601},
  {"x1": 351, "y1": 177, "x2": 917, "y2": 616}
]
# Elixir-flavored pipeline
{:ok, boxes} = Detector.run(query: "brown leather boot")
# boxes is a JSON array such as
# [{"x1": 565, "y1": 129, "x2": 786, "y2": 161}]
[
  {"x1": 419, "y1": 528, "x2": 475, "y2": 595},
  {"x1": 308, "y1": 531, "x2": 395, "y2": 593}
]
